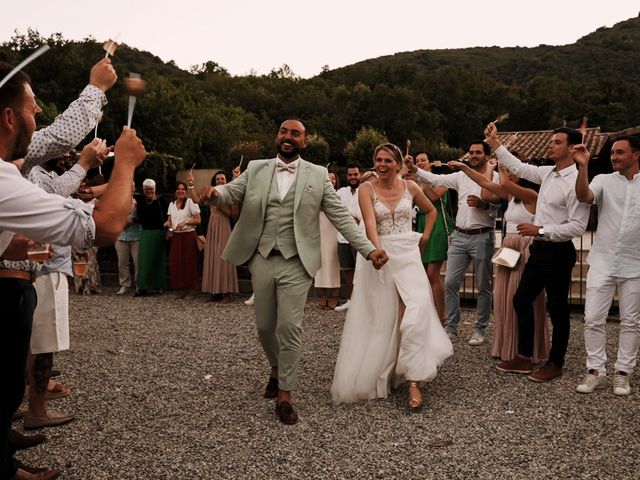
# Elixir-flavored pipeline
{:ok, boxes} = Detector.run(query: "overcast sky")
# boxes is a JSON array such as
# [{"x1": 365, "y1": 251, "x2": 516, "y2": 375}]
[{"x1": 3, "y1": 1, "x2": 639, "y2": 78}]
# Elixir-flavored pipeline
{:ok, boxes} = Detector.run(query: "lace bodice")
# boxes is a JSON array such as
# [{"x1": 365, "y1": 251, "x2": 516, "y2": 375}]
[{"x1": 371, "y1": 181, "x2": 414, "y2": 236}]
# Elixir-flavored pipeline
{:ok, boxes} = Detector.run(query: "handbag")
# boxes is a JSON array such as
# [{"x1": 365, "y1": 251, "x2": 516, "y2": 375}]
[{"x1": 492, "y1": 246, "x2": 521, "y2": 269}]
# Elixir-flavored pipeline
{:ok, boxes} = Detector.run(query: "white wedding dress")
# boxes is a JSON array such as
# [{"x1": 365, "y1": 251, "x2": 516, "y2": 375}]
[{"x1": 331, "y1": 182, "x2": 453, "y2": 404}]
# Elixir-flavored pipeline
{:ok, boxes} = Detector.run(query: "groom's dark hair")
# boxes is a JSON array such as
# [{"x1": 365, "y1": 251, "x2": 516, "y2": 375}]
[{"x1": 282, "y1": 117, "x2": 308, "y2": 136}]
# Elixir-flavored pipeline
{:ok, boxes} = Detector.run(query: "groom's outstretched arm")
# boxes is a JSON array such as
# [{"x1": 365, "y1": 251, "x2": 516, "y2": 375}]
[{"x1": 207, "y1": 169, "x2": 248, "y2": 205}]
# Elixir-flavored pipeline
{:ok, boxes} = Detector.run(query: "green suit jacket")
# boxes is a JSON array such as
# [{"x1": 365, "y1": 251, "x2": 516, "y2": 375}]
[{"x1": 214, "y1": 157, "x2": 375, "y2": 277}]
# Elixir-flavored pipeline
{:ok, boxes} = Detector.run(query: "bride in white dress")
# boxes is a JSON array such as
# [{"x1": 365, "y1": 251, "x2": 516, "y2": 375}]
[{"x1": 331, "y1": 143, "x2": 453, "y2": 410}]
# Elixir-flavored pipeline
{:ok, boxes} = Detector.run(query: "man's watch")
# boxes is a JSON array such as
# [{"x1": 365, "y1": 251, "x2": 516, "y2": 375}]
[{"x1": 538, "y1": 227, "x2": 545, "y2": 237}]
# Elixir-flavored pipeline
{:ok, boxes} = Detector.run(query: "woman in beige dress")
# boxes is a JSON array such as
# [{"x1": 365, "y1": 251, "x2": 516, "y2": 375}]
[{"x1": 201, "y1": 171, "x2": 239, "y2": 302}]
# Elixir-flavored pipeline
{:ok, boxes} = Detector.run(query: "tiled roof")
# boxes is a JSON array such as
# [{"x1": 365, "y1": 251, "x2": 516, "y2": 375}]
[{"x1": 459, "y1": 127, "x2": 608, "y2": 163}]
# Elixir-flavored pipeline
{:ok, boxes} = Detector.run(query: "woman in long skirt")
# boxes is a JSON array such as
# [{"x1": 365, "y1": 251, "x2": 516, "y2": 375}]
[
  {"x1": 201, "y1": 172, "x2": 238, "y2": 302},
  {"x1": 165, "y1": 181, "x2": 201, "y2": 297}
]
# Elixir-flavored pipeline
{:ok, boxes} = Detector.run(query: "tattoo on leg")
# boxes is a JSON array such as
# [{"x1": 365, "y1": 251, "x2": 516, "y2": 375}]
[{"x1": 32, "y1": 353, "x2": 53, "y2": 394}]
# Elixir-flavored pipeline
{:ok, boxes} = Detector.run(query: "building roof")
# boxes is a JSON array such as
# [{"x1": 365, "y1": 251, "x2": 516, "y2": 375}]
[{"x1": 458, "y1": 127, "x2": 609, "y2": 163}]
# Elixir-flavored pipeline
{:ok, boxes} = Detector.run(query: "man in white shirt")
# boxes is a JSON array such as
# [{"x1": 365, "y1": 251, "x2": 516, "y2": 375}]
[
  {"x1": 407, "y1": 141, "x2": 499, "y2": 347},
  {"x1": 334, "y1": 162, "x2": 363, "y2": 311},
  {"x1": 574, "y1": 136, "x2": 640, "y2": 396},
  {"x1": 0, "y1": 62, "x2": 146, "y2": 480},
  {"x1": 488, "y1": 124, "x2": 590, "y2": 382}
]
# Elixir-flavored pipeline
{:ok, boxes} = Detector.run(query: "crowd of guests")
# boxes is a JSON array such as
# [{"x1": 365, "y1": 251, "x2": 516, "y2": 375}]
[{"x1": 1, "y1": 50, "x2": 639, "y2": 477}]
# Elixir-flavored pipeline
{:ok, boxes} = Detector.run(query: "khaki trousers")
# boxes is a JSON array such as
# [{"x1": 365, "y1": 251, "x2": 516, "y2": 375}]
[{"x1": 249, "y1": 252, "x2": 312, "y2": 391}]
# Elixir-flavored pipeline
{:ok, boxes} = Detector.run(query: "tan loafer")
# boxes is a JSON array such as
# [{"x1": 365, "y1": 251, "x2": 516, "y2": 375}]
[{"x1": 23, "y1": 411, "x2": 75, "y2": 430}]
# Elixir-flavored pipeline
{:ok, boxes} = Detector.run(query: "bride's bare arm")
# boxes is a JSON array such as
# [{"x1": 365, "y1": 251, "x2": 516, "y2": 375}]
[{"x1": 358, "y1": 183, "x2": 380, "y2": 249}]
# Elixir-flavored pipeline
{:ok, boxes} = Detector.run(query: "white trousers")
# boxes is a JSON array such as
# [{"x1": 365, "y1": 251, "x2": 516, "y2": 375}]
[{"x1": 584, "y1": 268, "x2": 640, "y2": 374}]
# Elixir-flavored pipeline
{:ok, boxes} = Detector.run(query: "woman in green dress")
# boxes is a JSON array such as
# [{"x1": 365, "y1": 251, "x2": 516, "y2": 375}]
[{"x1": 414, "y1": 153, "x2": 452, "y2": 324}]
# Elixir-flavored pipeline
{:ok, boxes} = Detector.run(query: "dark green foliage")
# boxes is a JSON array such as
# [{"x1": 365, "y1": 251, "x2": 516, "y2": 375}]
[{"x1": 3, "y1": 16, "x2": 639, "y2": 177}]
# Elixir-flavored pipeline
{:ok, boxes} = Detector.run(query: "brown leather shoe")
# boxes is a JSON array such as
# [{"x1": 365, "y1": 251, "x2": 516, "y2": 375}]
[
  {"x1": 9, "y1": 429, "x2": 47, "y2": 450},
  {"x1": 528, "y1": 362, "x2": 562, "y2": 382},
  {"x1": 275, "y1": 401, "x2": 299, "y2": 425},
  {"x1": 496, "y1": 356, "x2": 533, "y2": 374},
  {"x1": 14, "y1": 460, "x2": 52, "y2": 475},
  {"x1": 264, "y1": 376, "x2": 279, "y2": 399},
  {"x1": 11, "y1": 467, "x2": 60, "y2": 479}
]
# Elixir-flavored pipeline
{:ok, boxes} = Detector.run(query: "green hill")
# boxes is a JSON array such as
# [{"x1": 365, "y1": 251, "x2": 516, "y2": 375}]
[{"x1": 2, "y1": 15, "x2": 639, "y2": 175}]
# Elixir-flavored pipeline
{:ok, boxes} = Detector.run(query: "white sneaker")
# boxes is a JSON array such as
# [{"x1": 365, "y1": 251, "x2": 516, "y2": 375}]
[
  {"x1": 244, "y1": 293, "x2": 255, "y2": 306},
  {"x1": 468, "y1": 330, "x2": 485, "y2": 346},
  {"x1": 613, "y1": 372, "x2": 631, "y2": 396},
  {"x1": 576, "y1": 371, "x2": 606, "y2": 393},
  {"x1": 116, "y1": 286, "x2": 128, "y2": 295},
  {"x1": 334, "y1": 300, "x2": 350, "y2": 312}
]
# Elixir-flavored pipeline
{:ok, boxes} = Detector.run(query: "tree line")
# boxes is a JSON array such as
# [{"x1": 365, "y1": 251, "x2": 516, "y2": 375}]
[{"x1": 2, "y1": 16, "x2": 638, "y2": 191}]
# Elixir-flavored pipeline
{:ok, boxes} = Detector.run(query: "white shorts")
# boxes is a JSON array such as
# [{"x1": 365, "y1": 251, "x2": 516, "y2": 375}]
[{"x1": 31, "y1": 272, "x2": 70, "y2": 354}]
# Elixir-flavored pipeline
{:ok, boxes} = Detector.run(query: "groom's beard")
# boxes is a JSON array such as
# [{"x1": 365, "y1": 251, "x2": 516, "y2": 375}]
[{"x1": 277, "y1": 145, "x2": 301, "y2": 160}]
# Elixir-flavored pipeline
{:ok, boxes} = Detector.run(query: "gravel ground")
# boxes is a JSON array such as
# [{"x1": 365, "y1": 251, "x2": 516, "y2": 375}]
[{"x1": 15, "y1": 289, "x2": 640, "y2": 479}]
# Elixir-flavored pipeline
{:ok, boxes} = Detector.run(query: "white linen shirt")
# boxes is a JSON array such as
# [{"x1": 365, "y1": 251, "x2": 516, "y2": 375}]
[
  {"x1": 335, "y1": 186, "x2": 360, "y2": 244},
  {"x1": 0, "y1": 159, "x2": 95, "y2": 248},
  {"x1": 587, "y1": 172, "x2": 640, "y2": 277},
  {"x1": 495, "y1": 145, "x2": 590, "y2": 242},
  {"x1": 415, "y1": 168, "x2": 499, "y2": 230}
]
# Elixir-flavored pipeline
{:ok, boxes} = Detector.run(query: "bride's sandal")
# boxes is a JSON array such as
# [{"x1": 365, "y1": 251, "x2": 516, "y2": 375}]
[{"x1": 407, "y1": 381, "x2": 423, "y2": 412}]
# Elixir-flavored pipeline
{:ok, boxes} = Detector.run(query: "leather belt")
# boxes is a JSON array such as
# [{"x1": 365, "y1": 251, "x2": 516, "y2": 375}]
[
  {"x1": 455, "y1": 226, "x2": 493, "y2": 235},
  {"x1": 0, "y1": 269, "x2": 34, "y2": 282}
]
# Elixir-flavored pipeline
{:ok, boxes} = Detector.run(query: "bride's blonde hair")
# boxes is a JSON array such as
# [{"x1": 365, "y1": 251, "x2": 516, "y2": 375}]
[{"x1": 372, "y1": 143, "x2": 403, "y2": 166}]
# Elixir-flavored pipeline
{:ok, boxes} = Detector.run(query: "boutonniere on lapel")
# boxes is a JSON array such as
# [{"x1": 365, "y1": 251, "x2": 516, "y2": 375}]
[{"x1": 304, "y1": 185, "x2": 314, "y2": 193}]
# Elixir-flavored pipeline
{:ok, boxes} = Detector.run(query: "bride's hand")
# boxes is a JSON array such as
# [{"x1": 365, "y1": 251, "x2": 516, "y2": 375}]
[{"x1": 368, "y1": 248, "x2": 388, "y2": 270}]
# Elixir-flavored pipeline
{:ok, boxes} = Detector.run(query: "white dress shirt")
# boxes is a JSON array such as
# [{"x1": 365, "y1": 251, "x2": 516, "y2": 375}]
[
  {"x1": 587, "y1": 172, "x2": 640, "y2": 277},
  {"x1": 0, "y1": 159, "x2": 95, "y2": 248},
  {"x1": 275, "y1": 158, "x2": 299, "y2": 201},
  {"x1": 415, "y1": 168, "x2": 499, "y2": 230},
  {"x1": 335, "y1": 186, "x2": 360, "y2": 243},
  {"x1": 495, "y1": 145, "x2": 590, "y2": 242}
]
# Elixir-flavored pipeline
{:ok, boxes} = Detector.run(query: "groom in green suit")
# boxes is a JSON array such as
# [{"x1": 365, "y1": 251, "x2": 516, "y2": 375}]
[{"x1": 208, "y1": 119, "x2": 388, "y2": 424}]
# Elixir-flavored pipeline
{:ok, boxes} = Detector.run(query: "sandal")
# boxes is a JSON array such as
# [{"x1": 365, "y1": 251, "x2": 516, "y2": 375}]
[
  {"x1": 319, "y1": 297, "x2": 328, "y2": 309},
  {"x1": 46, "y1": 381, "x2": 71, "y2": 400},
  {"x1": 327, "y1": 298, "x2": 338, "y2": 310},
  {"x1": 407, "y1": 381, "x2": 423, "y2": 412}
]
